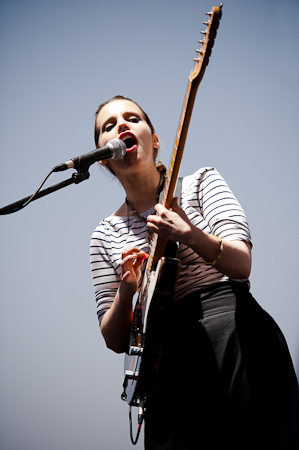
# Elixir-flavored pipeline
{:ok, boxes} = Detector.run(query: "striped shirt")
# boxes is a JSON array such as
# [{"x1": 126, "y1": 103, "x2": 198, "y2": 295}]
[{"x1": 90, "y1": 168, "x2": 252, "y2": 326}]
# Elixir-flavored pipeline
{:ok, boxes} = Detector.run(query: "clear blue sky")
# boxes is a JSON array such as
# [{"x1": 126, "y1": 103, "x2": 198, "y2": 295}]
[{"x1": 0, "y1": 0, "x2": 298, "y2": 449}]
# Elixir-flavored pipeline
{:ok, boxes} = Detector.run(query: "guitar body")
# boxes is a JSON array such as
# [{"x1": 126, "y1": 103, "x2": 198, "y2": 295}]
[
  {"x1": 122, "y1": 4, "x2": 222, "y2": 411},
  {"x1": 123, "y1": 254, "x2": 180, "y2": 406}
]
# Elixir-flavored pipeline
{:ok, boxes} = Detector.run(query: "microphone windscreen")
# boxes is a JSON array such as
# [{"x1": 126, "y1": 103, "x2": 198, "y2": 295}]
[{"x1": 107, "y1": 139, "x2": 127, "y2": 159}]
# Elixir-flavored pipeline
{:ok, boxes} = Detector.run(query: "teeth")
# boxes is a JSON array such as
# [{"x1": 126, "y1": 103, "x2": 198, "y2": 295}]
[{"x1": 121, "y1": 134, "x2": 132, "y2": 141}]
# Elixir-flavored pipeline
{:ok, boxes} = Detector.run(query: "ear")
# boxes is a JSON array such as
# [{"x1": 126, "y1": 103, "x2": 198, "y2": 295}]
[{"x1": 153, "y1": 133, "x2": 159, "y2": 149}]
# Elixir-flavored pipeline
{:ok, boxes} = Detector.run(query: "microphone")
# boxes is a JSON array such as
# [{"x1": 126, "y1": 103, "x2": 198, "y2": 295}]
[{"x1": 53, "y1": 138, "x2": 127, "y2": 172}]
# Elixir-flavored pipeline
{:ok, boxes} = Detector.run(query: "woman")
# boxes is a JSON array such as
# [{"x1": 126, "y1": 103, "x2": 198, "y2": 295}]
[{"x1": 90, "y1": 95, "x2": 299, "y2": 449}]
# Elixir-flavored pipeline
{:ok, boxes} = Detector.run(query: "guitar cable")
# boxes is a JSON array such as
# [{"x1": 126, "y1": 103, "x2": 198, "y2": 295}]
[{"x1": 129, "y1": 400, "x2": 145, "y2": 445}]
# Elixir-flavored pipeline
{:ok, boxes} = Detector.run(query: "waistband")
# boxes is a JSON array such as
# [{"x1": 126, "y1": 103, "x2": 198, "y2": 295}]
[{"x1": 172, "y1": 281, "x2": 250, "y2": 317}]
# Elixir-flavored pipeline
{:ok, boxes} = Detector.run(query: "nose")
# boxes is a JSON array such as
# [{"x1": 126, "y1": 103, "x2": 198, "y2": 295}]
[{"x1": 118, "y1": 122, "x2": 130, "y2": 134}]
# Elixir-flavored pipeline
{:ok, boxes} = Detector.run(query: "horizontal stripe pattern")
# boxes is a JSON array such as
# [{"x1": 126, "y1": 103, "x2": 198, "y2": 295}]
[{"x1": 90, "y1": 168, "x2": 252, "y2": 325}]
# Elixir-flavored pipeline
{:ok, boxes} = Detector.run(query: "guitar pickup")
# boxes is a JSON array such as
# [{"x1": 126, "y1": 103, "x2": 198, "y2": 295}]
[{"x1": 129, "y1": 346, "x2": 144, "y2": 356}]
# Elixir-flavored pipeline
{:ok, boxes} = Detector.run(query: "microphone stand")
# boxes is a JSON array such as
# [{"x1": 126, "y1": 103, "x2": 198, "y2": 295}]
[{"x1": 0, "y1": 168, "x2": 90, "y2": 215}]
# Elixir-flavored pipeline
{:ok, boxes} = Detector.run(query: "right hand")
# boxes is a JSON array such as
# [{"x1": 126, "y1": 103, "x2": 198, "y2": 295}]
[{"x1": 120, "y1": 246, "x2": 148, "y2": 297}]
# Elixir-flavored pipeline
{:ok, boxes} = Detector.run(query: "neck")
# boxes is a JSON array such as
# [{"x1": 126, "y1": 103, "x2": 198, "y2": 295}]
[{"x1": 122, "y1": 167, "x2": 162, "y2": 214}]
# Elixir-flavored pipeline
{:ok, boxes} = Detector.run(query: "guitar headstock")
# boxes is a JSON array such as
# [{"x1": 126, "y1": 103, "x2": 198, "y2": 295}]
[{"x1": 190, "y1": 4, "x2": 223, "y2": 82}]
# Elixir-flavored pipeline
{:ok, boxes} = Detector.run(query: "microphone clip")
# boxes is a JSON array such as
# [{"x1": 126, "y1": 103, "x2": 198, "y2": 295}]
[{"x1": 72, "y1": 168, "x2": 90, "y2": 184}]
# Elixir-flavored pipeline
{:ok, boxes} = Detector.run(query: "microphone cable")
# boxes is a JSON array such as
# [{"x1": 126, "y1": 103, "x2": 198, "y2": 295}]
[
  {"x1": 0, "y1": 167, "x2": 56, "y2": 215},
  {"x1": 0, "y1": 165, "x2": 90, "y2": 215},
  {"x1": 20, "y1": 167, "x2": 56, "y2": 211}
]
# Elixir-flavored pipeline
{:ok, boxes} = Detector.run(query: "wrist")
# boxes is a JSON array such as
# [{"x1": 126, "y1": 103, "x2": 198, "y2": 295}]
[
  {"x1": 181, "y1": 227, "x2": 224, "y2": 266},
  {"x1": 200, "y1": 235, "x2": 223, "y2": 266},
  {"x1": 118, "y1": 280, "x2": 136, "y2": 304},
  {"x1": 182, "y1": 222, "x2": 202, "y2": 248}
]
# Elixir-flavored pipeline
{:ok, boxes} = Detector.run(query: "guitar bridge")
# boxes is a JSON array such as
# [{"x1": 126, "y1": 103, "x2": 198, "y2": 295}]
[{"x1": 122, "y1": 369, "x2": 140, "y2": 403}]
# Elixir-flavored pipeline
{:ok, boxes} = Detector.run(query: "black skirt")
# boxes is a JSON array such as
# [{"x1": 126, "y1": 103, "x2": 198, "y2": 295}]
[{"x1": 144, "y1": 282, "x2": 299, "y2": 450}]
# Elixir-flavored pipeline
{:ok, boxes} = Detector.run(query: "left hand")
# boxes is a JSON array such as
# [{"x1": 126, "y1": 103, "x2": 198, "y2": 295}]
[
  {"x1": 146, "y1": 198, "x2": 193, "y2": 243},
  {"x1": 147, "y1": 198, "x2": 252, "y2": 280}
]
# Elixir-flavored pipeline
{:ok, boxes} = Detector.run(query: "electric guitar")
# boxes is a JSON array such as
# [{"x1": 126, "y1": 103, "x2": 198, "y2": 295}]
[{"x1": 122, "y1": 4, "x2": 222, "y2": 410}]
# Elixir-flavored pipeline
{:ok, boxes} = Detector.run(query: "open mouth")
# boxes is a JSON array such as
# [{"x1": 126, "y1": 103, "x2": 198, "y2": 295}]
[{"x1": 120, "y1": 132, "x2": 138, "y2": 152}]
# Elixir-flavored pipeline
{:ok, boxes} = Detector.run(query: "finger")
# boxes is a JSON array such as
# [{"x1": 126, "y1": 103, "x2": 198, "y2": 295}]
[
  {"x1": 134, "y1": 255, "x2": 148, "y2": 272},
  {"x1": 146, "y1": 214, "x2": 155, "y2": 222},
  {"x1": 146, "y1": 220, "x2": 159, "y2": 232},
  {"x1": 135, "y1": 251, "x2": 149, "y2": 261},
  {"x1": 121, "y1": 252, "x2": 148, "y2": 270},
  {"x1": 171, "y1": 197, "x2": 187, "y2": 220},
  {"x1": 121, "y1": 270, "x2": 132, "y2": 282},
  {"x1": 155, "y1": 203, "x2": 168, "y2": 217},
  {"x1": 122, "y1": 246, "x2": 142, "y2": 258},
  {"x1": 121, "y1": 254, "x2": 136, "y2": 271},
  {"x1": 171, "y1": 197, "x2": 179, "y2": 210}
]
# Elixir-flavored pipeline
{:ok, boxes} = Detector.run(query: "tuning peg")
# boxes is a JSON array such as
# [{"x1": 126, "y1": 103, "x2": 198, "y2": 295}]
[
  {"x1": 201, "y1": 30, "x2": 208, "y2": 35},
  {"x1": 195, "y1": 48, "x2": 203, "y2": 54},
  {"x1": 203, "y1": 21, "x2": 209, "y2": 25},
  {"x1": 198, "y1": 39, "x2": 204, "y2": 44},
  {"x1": 193, "y1": 57, "x2": 200, "y2": 62},
  {"x1": 205, "y1": 11, "x2": 212, "y2": 16}
]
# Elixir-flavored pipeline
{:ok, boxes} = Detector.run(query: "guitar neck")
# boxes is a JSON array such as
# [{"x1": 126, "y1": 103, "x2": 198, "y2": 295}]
[
  {"x1": 148, "y1": 5, "x2": 222, "y2": 269},
  {"x1": 149, "y1": 78, "x2": 199, "y2": 267},
  {"x1": 161, "y1": 78, "x2": 198, "y2": 209}
]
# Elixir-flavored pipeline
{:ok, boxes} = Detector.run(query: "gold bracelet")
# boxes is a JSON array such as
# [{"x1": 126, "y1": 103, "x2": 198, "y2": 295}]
[{"x1": 201, "y1": 235, "x2": 223, "y2": 266}]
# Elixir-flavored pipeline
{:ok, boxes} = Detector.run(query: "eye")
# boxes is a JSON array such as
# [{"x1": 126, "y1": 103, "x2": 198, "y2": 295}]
[
  {"x1": 128, "y1": 115, "x2": 140, "y2": 123},
  {"x1": 103, "y1": 122, "x2": 114, "y2": 132}
]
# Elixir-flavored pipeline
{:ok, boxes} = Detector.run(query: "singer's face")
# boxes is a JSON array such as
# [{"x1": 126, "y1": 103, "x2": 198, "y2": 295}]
[{"x1": 95, "y1": 100, "x2": 159, "y2": 176}]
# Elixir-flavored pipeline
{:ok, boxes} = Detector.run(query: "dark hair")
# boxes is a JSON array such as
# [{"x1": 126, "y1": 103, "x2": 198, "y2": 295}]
[{"x1": 94, "y1": 95, "x2": 166, "y2": 176}]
